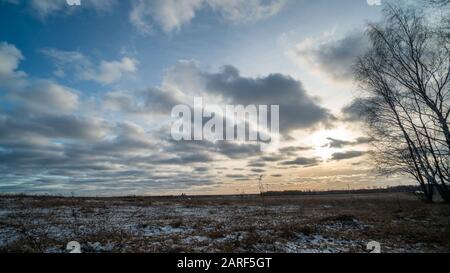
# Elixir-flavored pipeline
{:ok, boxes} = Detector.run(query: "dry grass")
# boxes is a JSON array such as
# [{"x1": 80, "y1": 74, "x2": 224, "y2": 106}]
[{"x1": 0, "y1": 192, "x2": 449, "y2": 253}]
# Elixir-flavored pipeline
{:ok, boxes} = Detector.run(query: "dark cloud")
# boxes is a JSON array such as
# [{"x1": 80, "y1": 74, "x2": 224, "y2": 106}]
[
  {"x1": 260, "y1": 154, "x2": 285, "y2": 162},
  {"x1": 326, "y1": 138, "x2": 352, "y2": 148},
  {"x1": 226, "y1": 174, "x2": 248, "y2": 180},
  {"x1": 0, "y1": 111, "x2": 111, "y2": 141},
  {"x1": 193, "y1": 166, "x2": 209, "y2": 173},
  {"x1": 280, "y1": 157, "x2": 320, "y2": 167},
  {"x1": 161, "y1": 135, "x2": 262, "y2": 160},
  {"x1": 331, "y1": 151, "x2": 366, "y2": 161},
  {"x1": 0, "y1": 106, "x2": 221, "y2": 194},
  {"x1": 90, "y1": 122, "x2": 155, "y2": 155},
  {"x1": 341, "y1": 98, "x2": 368, "y2": 122},
  {"x1": 0, "y1": 41, "x2": 344, "y2": 195},
  {"x1": 354, "y1": 137, "x2": 372, "y2": 145},
  {"x1": 279, "y1": 146, "x2": 311, "y2": 153},
  {"x1": 202, "y1": 65, "x2": 335, "y2": 133},
  {"x1": 326, "y1": 137, "x2": 371, "y2": 148},
  {"x1": 104, "y1": 87, "x2": 183, "y2": 115},
  {"x1": 295, "y1": 31, "x2": 368, "y2": 80},
  {"x1": 248, "y1": 160, "x2": 266, "y2": 167},
  {"x1": 214, "y1": 141, "x2": 262, "y2": 159},
  {"x1": 256, "y1": 146, "x2": 312, "y2": 163},
  {"x1": 153, "y1": 153, "x2": 214, "y2": 165}
]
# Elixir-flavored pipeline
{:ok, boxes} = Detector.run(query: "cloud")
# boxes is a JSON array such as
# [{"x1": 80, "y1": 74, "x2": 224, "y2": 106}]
[
  {"x1": 4, "y1": 0, "x2": 117, "y2": 19},
  {"x1": 0, "y1": 112, "x2": 111, "y2": 144},
  {"x1": 293, "y1": 30, "x2": 368, "y2": 81},
  {"x1": 207, "y1": 0, "x2": 285, "y2": 23},
  {"x1": 0, "y1": 42, "x2": 27, "y2": 88},
  {"x1": 41, "y1": 48, "x2": 90, "y2": 79},
  {"x1": 193, "y1": 166, "x2": 209, "y2": 173},
  {"x1": 251, "y1": 168, "x2": 265, "y2": 173},
  {"x1": 14, "y1": 80, "x2": 79, "y2": 113},
  {"x1": 166, "y1": 60, "x2": 335, "y2": 134},
  {"x1": 331, "y1": 151, "x2": 366, "y2": 161},
  {"x1": 105, "y1": 59, "x2": 334, "y2": 136},
  {"x1": 248, "y1": 160, "x2": 266, "y2": 167},
  {"x1": 206, "y1": 67, "x2": 335, "y2": 133},
  {"x1": 89, "y1": 122, "x2": 154, "y2": 154},
  {"x1": 0, "y1": 102, "x2": 220, "y2": 195},
  {"x1": 0, "y1": 44, "x2": 80, "y2": 114},
  {"x1": 326, "y1": 137, "x2": 371, "y2": 148},
  {"x1": 4, "y1": 0, "x2": 285, "y2": 33},
  {"x1": 0, "y1": 42, "x2": 115, "y2": 175},
  {"x1": 29, "y1": 0, "x2": 68, "y2": 18},
  {"x1": 42, "y1": 48, "x2": 138, "y2": 85},
  {"x1": 90, "y1": 57, "x2": 138, "y2": 85},
  {"x1": 0, "y1": 42, "x2": 338, "y2": 195},
  {"x1": 0, "y1": 42, "x2": 23, "y2": 77},
  {"x1": 226, "y1": 174, "x2": 248, "y2": 180},
  {"x1": 161, "y1": 137, "x2": 263, "y2": 160},
  {"x1": 260, "y1": 154, "x2": 285, "y2": 162},
  {"x1": 103, "y1": 87, "x2": 184, "y2": 115},
  {"x1": 280, "y1": 157, "x2": 320, "y2": 166},
  {"x1": 152, "y1": 153, "x2": 214, "y2": 165},
  {"x1": 214, "y1": 141, "x2": 262, "y2": 159},
  {"x1": 0, "y1": 45, "x2": 80, "y2": 113},
  {"x1": 325, "y1": 138, "x2": 352, "y2": 149},
  {"x1": 341, "y1": 98, "x2": 367, "y2": 122},
  {"x1": 130, "y1": 0, "x2": 204, "y2": 34},
  {"x1": 129, "y1": 0, "x2": 286, "y2": 34}
]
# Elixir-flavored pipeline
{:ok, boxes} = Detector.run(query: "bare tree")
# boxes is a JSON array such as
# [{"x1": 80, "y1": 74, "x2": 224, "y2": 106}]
[{"x1": 355, "y1": 4, "x2": 450, "y2": 202}]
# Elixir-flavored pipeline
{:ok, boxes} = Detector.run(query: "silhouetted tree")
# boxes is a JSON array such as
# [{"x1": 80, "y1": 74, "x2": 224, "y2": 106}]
[{"x1": 355, "y1": 4, "x2": 450, "y2": 202}]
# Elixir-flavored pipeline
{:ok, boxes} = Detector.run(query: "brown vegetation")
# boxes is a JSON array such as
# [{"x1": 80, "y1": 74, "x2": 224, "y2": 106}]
[{"x1": 0, "y1": 192, "x2": 449, "y2": 253}]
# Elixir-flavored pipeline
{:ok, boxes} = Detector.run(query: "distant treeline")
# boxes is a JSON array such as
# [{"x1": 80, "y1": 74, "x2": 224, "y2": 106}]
[
  {"x1": 261, "y1": 185, "x2": 420, "y2": 197},
  {"x1": 0, "y1": 185, "x2": 420, "y2": 199}
]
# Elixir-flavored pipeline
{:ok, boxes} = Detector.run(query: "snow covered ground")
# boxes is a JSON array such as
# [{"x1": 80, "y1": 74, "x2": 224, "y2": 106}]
[{"x1": 0, "y1": 193, "x2": 448, "y2": 253}]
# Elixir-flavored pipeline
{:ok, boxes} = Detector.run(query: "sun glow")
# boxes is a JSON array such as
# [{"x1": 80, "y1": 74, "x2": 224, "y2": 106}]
[{"x1": 308, "y1": 128, "x2": 356, "y2": 160}]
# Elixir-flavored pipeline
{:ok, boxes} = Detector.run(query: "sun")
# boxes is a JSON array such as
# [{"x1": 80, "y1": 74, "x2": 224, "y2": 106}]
[
  {"x1": 308, "y1": 128, "x2": 355, "y2": 160},
  {"x1": 314, "y1": 145, "x2": 336, "y2": 160}
]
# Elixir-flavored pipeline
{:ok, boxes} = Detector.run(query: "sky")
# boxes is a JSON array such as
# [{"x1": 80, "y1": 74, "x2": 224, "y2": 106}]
[{"x1": 0, "y1": 0, "x2": 416, "y2": 196}]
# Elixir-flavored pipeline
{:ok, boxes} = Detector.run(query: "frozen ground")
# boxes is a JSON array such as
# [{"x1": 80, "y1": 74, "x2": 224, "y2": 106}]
[{"x1": 0, "y1": 193, "x2": 449, "y2": 253}]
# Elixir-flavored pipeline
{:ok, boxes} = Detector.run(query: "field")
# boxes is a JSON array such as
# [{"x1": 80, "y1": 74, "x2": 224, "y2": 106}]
[{"x1": 0, "y1": 192, "x2": 449, "y2": 253}]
